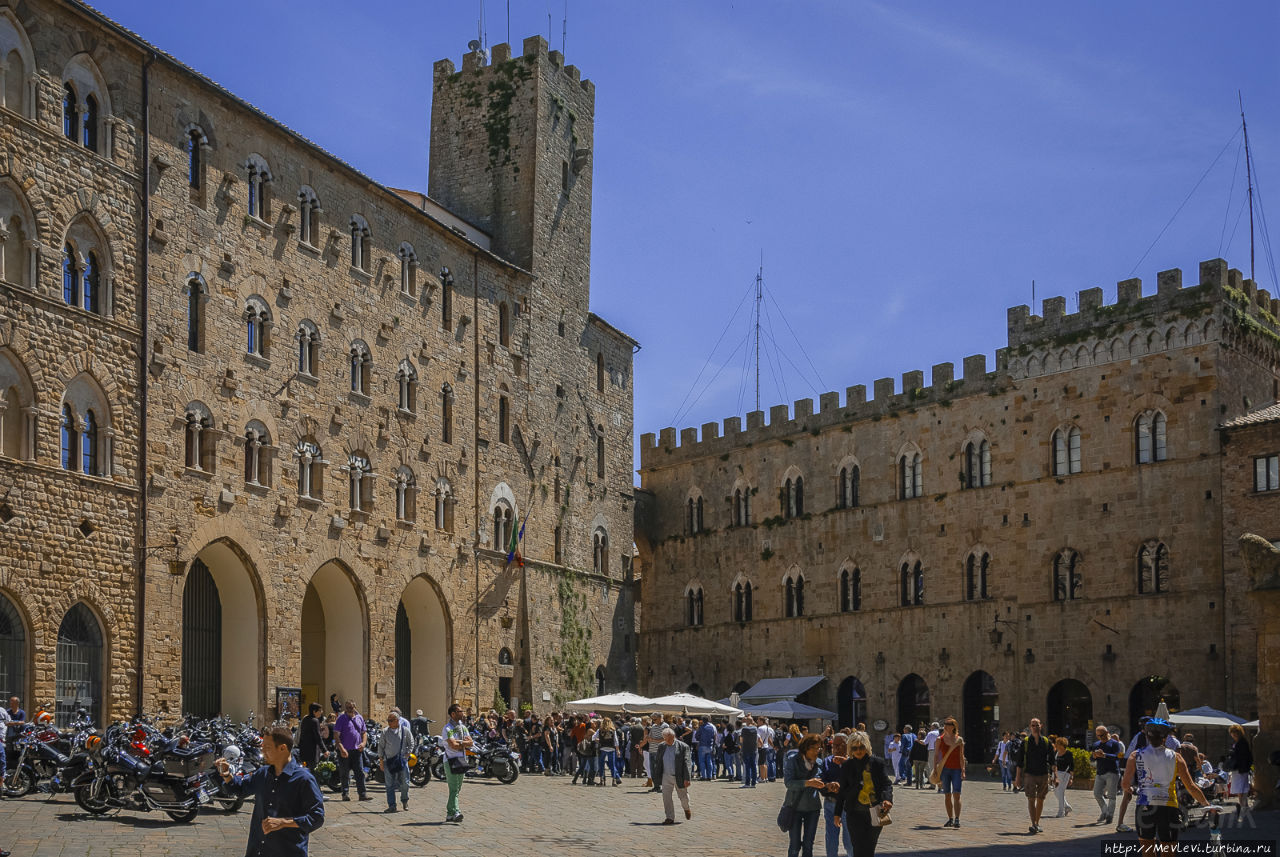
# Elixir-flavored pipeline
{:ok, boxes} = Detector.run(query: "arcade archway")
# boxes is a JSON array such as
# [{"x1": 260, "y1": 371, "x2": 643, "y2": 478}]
[
  {"x1": 897, "y1": 674, "x2": 930, "y2": 731},
  {"x1": 1129, "y1": 675, "x2": 1180, "y2": 737},
  {"x1": 1046, "y1": 679, "x2": 1092, "y2": 745},
  {"x1": 837, "y1": 676, "x2": 867, "y2": 731},
  {"x1": 394, "y1": 574, "x2": 448, "y2": 724},
  {"x1": 962, "y1": 671, "x2": 998, "y2": 762},
  {"x1": 301, "y1": 561, "x2": 368, "y2": 714},
  {"x1": 181, "y1": 540, "x2": 264, "y2": 719}
]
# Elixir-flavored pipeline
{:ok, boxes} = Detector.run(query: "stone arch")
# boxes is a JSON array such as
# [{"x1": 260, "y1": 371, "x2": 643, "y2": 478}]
[
  {"x1": 46, "y1": 579, "x2": 117, "y2": 644},
  {"x1": 1093, "y1": 340, "x2": 1111, "y2": 364},
  {"x1": 1058, "y1": 348, "x2": 1073, "y2": 370},
  {"x1": 488, "y1": 480, "x2": 519, "y2": 520},
  {"x1": 0, "y1": 9, "x2": 36, "y2": 119},
  {"x1": 1025, "y1": 353, "x2": 1042, "y2": 376},
  {"x1": 0, "y1": 570, "x2": 47, "y2": 658},
  {"x1": 0, "y1": 176, "x2": 36, "y2": 287},
  {"x1": 62, "y1": 52, "x2": 112, "y2": 118},
  {"x1": 394, "y1": 572, "x2": 453, "y2": 724},
  {"x1": 1185, "y1": 321, "x2": 1202, "y2": 346},
  {"x1": 182, "y1": 537, "x2": 269, "y2": 718},
  {"x1": 1165, "y1": 326, "x2": 1180, "y2": 349},
  {"x1": 1128, "y1": 332, "x2": 1143, "y2": 356},
  {"x1": 1203, "y1": 317, "x2": 1217, "y2": 342},
  {"x1": 299, "y1": 556, "x2": 372, "y2": 713},
  {"x1": 1074, "y1": 345, "x2": 1090, "y2": 367},
  {"x1": 176, "y1": 252, "x2": 214, "y2": 283},
  {"x1": 1111, "y1": 336, "x2": 1127, "y2": 359},
  {"x1": 1043, "y1": 351, "x2": 1058, "y2": 374}
]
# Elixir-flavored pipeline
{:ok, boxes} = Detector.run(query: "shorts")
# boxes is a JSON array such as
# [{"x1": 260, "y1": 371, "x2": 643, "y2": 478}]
[
  {"x1": 1022, "y1": 773, "x2": 1048, "y2": 799},
  {"x1": 940, "y1": 768, "x2": 962, "y2": 794},
  {"x1": 1135, "y1": 805, "x2": 1184, "y2": 842}
]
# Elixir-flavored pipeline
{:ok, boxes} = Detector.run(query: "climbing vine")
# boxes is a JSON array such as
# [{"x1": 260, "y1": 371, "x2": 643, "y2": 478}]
[{"x1": 550, "y1": 572, "x2": 594, "y2": 701}]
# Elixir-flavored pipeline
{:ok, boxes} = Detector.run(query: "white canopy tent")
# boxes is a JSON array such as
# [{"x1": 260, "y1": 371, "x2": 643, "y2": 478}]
[
  {"x1": 646, "y1": 692, "x2": 743, "y2": 718},
  {"x1": 563, "y1": 692, "x2": 655, "y2": 714}
]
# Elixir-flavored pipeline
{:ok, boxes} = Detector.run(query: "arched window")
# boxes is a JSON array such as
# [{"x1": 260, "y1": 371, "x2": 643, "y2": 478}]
[
  {"x1": 784, "y1": 573, "x2": 806, "y2": 618},
  {"x1": 685, "y1": 586, "x2": 704, "y2": 627},
  {"x1": 347, "y1": 452, "x2": 373, "y2": 513},
  {"x1": 1052, "y1": 548, "x2": 1082, "y2": 601},
  {"x1": 498, "y1": 394, "x2": 509, "y2": 443},
  {"x1": 733, "y1": 580, "x2": 754, "y2": 622},
  {"x1": 1136, "y1": 412, "x2": 1168, "y2": 464},
  {"x1": 184, "y1": 403, "x2": 214, "y2": 472},
  {"x1": 1052, "y1": 426, "x2": 1082, "y2": 476},
  {"x1": 965, "y1": 439, "x2": 992, "y2": 488},
  {"x1": 395, "y1": 466, "x2": 416, "y2": 522},
  {"x1": 782, "y1": 474, "x2": 805, "y2": 518},
  {"x1": 912, "y1": 562, "x2": 924, "y2": 605},
  {"x1": 597, "y1": 430, "x2": 605, "y2": 480},
  {"x1": 398, "y1": 242, "x2": 417, "y2": 296},
  {"x1": 434, "y1": 478, "x2": 455, "y2": 531},
  {"x1": 0, "y1": 180, "x2": 34, "y2": 288},
  {"x1": 440, "y1": 267, "x2": 453, "y2": 331},
  {"x1": 596, "y1": 352, "x2": 605, "y2": 392},
  {"x1": 245, "y1": 155, "x2": 271, "y2": 220},
  {"x1": 0, "y1": 349, "x2": 35, "y2": 460},
  {"x1": 296, "y1": 440, "x2": 323, "y2": 499},
  {"x1": 60, "y1": 403, "x2": 75, "y2": 470},
  {"x1": 81, "y1": 409, "x2": 98, "y2": 475},
  {"x1": 63, "y1": 218, "x2": 111, "y2": 316},
  {"x1": 492, "y1": 500, "x2": 514, "y2": 551},
  {"x1": 0, "y1": 13, "x2": 34, "y2": 119},
  {"x1": 55, "y1": 603, "x2": 103, "y2": 727},
  {"x1": 1138, "y1": 542, "x2": 1170, "y2": 594},
  {"x1": 297, "y1": 186, "x2": 321, "y2": 247},
  {"x1": 245, "y1": 297, "x2": 271, "y2": 358},
  {"x1": 187, "y1": 128, "x2": 204, "y2": 189},
  {"x1": 733, "y1": 486, "x2": 752, "y2": 527},
  {"x1": 498, "y1": 302, "x2": 511, "y2": 347},
  {"x1": 349, "y1": 341, "x2": 372, "y2": 396},
  {"x1": 186, "y1": 276, "x2": 207, "y2": 353},
  {"x1": 839, "y1": 567, "x2": 861, "y2": 612},
  {"x1": 82, "y1": 93, "x2": 98, "y2": 151},
  {"x1": 441, "y1": 384, "x2": 454, "y2": 444},
  {"x1": 62, "y1": 243, "x2": 78, "y2": 307},
  {"x1": 397, "y1": 360, "x2": 418, "y2": 413},
  {"x1": 349, "y1": 214, "x2": 371, "y2": 271},
  {"x1": 296, "y1": 320, "x2": 319, "y2": 375},
  {"x1": 62, "y1": 82, "x2": 78, "y2": 141},
  {"x1": 82, "y1": 250, "x2": 99, "y2": 314},
  {"x1": 243, "y1": 421, "x2": 271, "y2": 487},
  {"x1": 593, "y1": 528, "x2": 609, "y2": 576},
  {"x1": 837, "y1": 464, "x2": 860, "y2": 509},
  {"x1": 965, "y1": 552, "x2": 991, "y2": 601},
  {"x1": 900, "y1": 451, "x2": 923, "y2": 499}
]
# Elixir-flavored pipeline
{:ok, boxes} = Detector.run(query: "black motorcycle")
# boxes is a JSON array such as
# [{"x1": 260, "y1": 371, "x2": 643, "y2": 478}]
[
  {"x1": 72, "y1": 723, "x2": 217, "y2": 823},
  {"x1": 429, "y1": 736, "x2": 519, "y2": 784},
  {"x1": 3, "y1": 712, "x2": 95, "y2": 797},
  {"x1": 409, "y1": 733, "x2": 440, "y2": 786}
]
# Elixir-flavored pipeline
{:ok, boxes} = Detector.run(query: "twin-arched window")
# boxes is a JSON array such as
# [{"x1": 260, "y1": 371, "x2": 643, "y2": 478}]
[
  {"x1": 965, "y1": 552, "x2": 990, "y2": 601},
  {"x1": 837, "y1": 464, "x2": 860, "y2": 509},
  {"x1": 733, "y1": 486, "x2": 752, "y2": 526},
  {"x1": 297, "y1": 186, "x2": 321, "y2": 247},
  {"x1": 395, "y1": 466, "x2": 416, "y2": 522},
  {"x1": 397, "y1": 361, "x2": 418, "y2": 413},
  {"x1": 784, "y1": 572, "x2": 806, "y2": 617},
  {"x1": 733, "y1": 580, "x2": 753, "y2": 622},
  {"x1": 899, "y1": 451, "x2": 923, "y2": 499},
  {"x1": 243, "y1": 421, "x2": 271, "y2": 487},
  {"x1": 434, "y1": 478, "x2": 455, "y2": 531},
  {"x1": 1052, "y1": 548, "x2": 1082, "y2": 601},
  {"x1": 398, "y1": 242, "x2": 417, "y2": 296},
  {"x1": 964, "y1": 439, "x2": 992, "y2": 488},
  {"x1": 62, "y1": 242, "x2": 102, "y2": 314},
  {"x1": 687, "y1": 494, "x2": 704, "y2": 534},
  {"x1": 347, "y1": 452, "x2": 373, "y2": 512},
  {"x1": 900, "y1": 561, "x2": 924, "y2": 606},
  {"x1": 349, "y1": 214, "x2": 371, "y2": 271},
  {"x1": 493, "y1": 500, "x2": 514, "y2": 551},
  {"x1": 296, "y1": 320, "x2": 320, "y2": 376},
  {"x1": 61, "y1": 403, "x2": 103, "y2": 475},
  {"x1": 782, "y1": 475, "x2": 804, "y2": 518},
  {"x1": 244, "y1": 154, "x2": 271, "y2": 220},
  {"x1": 296, "y1": 439, "x2": 323, "y2": 499},
  {"x1": 1137, "y1": 542, "x2": 1170, "y2": 594},
  {"x1": 1052, "y1": 426, "x2": 1082, "y2": 476},
  {"x1": 685, "y1": 586, "x2": 704, "y2": 627},
  {"x1": 593, "y1": 528, "x2": 609, "y2": 576},
  {"x1": 245, "y1": 297, "x2": 271, "y2": 358},
  {"x1": 349, "y1": 341, "x2": 372, "y2": 396},
  {"x1": 839, "y1": 567, "x2": 861, "y2": 612},
  {"x1": 1135, "y1": 412, "x2": 1168, "y2": 464},
  {"x1": 184, "y1": 402, "x2": 214, "y2": 472}
]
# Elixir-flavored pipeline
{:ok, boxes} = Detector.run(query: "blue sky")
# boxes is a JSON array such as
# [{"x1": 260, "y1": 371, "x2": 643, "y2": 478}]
[{"x1": 99, "y1": 0, "x2": 1279, "y2": 474}]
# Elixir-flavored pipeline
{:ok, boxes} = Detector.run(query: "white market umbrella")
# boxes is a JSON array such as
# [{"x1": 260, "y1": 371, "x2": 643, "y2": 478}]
[
  {"x1": 563, "y1": 692, "x2": 654, "y2": 714},
  {"x1": 1167, "y1": 706, "x2": 1248, "y2": 728},
  {"x1": 647, "y1": 692, "x2": 742, "y2": 718}
]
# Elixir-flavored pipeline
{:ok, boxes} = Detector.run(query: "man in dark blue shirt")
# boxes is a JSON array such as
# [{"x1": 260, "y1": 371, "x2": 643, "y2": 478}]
[
  {"x1": 216, "y1": 725, "x2": 324, "y2": 857},
  {"x1": 1090, "y1": 724, "x2": 1124, "y2": 825}
]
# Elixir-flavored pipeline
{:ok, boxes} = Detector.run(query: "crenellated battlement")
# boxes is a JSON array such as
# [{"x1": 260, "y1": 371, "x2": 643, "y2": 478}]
[
  {"x1": 432, "y1": 35, "x2": 595, "y2": 97},
  {"x1": 641, "y1": 257, "x2": 1280, "y2": 469},
  {"x1": 641, "y1": 351, "x2": 1005, "y2": 466}
]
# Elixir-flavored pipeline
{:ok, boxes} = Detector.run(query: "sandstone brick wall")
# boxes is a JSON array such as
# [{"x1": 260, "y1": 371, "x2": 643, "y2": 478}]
[
  {"x1": 639, "y1": 260, "x2": 1276, "y2": 749},
  {"x1": 0, "y1": 0, "x2": 635, "y2": 725}
]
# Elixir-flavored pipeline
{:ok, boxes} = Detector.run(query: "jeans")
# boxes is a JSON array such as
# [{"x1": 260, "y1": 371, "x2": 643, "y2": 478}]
[
  {"x1": 844, "y1": 809, "x2": 884, "y2": 857},
  {"x1": 523, "y1": 742, "x2": 541, "y2": 771},
  {"x1": 1052, "y1": 772, "x2": 1072, "y2": 815},
  {"x1": 767, "y1": 747, "x2": 778, "y2": 780},
  {"x1": 697, "y1": 747, "x2": 714, "y2": 780},
  {"x1": 741, "y1": 752, "x2": 758, "y2": 786},
  {"x1": 1094, "y1": 771, "x2": 1119, "y2": 818},
  {"x1": 788, "y1": 808, "x2": 820, "y2": 857},
  {"x1": 823, "y1": 798, "x2": 853, "y2": 857},
  {"x1": 1000, "y1": 760, "x2": 1014, "y2": 788},
  {"x1": 445, "y1": 768, "x2": 464, "y2": 817},
  {"x1": 384, "y1": 763, "x2": 409, "y2": 808},
  {"x1": 725, "y1": 751, "x2": 738, "y2": 780},
  {"x1": 338, "y1": 749, "x2": 367, "y2": 797},
  {"x1": 600, "y1": 748, "x2": 619, "y2": 781},
  {"x1": 897, "y1": 752, "x2": 911, "y2": 782}
]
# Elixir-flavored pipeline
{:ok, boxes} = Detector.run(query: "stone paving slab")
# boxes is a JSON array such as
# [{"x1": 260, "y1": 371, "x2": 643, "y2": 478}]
[{"x1": 0, "y1": 775, "x2": 1275, "y2": 856}]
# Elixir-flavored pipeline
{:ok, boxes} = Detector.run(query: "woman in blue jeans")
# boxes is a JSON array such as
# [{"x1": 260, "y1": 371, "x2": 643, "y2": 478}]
[{"x1": 783, "y1": 735, "x2": 825, "y2": 857}]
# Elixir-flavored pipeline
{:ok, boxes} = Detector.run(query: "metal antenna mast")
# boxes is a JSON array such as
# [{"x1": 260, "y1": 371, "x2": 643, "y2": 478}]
[
  {"x1": 1241, "y1": 91, "x2": 1255, "y2": 283},
  {"x1": 755, "y1": 255, "x2": 763, "y2": 411}
]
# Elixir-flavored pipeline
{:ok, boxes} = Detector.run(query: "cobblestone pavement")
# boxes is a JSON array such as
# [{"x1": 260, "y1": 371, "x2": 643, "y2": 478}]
[{"x1": 0, "y1": 774, "x2": 1274, "y2": 856}]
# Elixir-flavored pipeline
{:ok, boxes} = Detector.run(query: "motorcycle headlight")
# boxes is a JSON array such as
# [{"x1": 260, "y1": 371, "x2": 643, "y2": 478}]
[{"x1": 408, "y1": 754, "x2": 417, "y2": 767}]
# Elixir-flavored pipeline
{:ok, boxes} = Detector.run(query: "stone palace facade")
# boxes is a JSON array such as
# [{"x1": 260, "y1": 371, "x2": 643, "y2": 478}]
[
  {"x1": 637, "y1": 259, "x2": 1277, "y2": 760},
  {"x1": 0, "y1": 0, "x2": 637, "y2": 725}
]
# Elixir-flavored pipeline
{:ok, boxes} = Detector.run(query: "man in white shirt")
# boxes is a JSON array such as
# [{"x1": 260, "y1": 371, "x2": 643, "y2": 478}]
[
  {"x1": 923, "y1": 722, "x2": 941, "y2": 789},
  {"x1": 756, "y1": 718, "x2": 775, "y2": 782}
]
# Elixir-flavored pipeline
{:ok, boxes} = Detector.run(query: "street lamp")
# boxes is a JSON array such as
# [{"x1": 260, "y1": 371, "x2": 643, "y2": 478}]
[{"x1": 988, "y1": 612, "x2": 1017, "y2": 647}]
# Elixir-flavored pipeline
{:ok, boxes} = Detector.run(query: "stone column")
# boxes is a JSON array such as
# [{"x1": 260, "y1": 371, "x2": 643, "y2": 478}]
[{"x1": 22, "y1": 405, "x2": 36, "y2": 460}]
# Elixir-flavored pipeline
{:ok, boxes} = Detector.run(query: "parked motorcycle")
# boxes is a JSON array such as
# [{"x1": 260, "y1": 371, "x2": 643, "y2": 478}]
[
  {"x1": 72, "y1": 723, "x2": 217, "y2": 823},
  {"x1": 429, "y1": 735, "x2": 519, "y2": 784},
  {"x1": 409, "y1": 733, "x2": 440, "y2": 786},
  {"x1": 3, "y1": 709, "x2": 95, "y2": 797}
]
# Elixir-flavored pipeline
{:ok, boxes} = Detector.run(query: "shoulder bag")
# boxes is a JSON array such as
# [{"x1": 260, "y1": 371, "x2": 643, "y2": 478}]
[
  {"x1": 776, "y1": 787, "x2": 798, "y2": 832},
  {"x1": 929, "y1": 738, "x2": 962, "y2": 786}
]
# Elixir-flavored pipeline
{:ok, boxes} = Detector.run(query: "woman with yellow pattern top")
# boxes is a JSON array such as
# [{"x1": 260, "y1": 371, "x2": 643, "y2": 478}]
[{"x1": 834, "y1": 731, "x2": 894, "y2": 857}]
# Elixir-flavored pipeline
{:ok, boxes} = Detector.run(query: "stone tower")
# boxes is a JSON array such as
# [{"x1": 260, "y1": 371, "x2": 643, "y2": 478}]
[{"x1": 429, "y1": 35, "x2": 595, "y2": 314}]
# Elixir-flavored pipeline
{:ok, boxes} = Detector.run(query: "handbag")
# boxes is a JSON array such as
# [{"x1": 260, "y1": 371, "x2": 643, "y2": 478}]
[
  {"x1": 385, "y1": 753, "x2": 404, "y2": 774},
  {"x1": 870, "y1": 804, "x2": 892, "y2": 827},
  {"x1": 447, "y1": 756, "x2": 469, "y2": 774},
  {"x1": 776, "y1": 789, "x2": 797, "y2": 833},
  {"x1": 930, "y1": 738, "x2": 961, "y2": 786}
]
